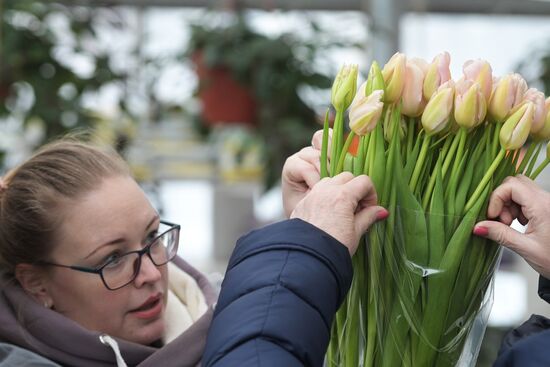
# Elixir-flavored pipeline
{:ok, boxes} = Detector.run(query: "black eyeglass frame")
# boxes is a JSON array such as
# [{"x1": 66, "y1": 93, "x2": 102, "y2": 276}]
[{"x1": 37, "y1": 220, "x2": 180, "y2": 291}]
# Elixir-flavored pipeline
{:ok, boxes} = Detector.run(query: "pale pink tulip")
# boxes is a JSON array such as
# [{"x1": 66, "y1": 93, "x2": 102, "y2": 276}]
[
  {"x1": 500, "y1": 102, "x2": 534, "y2": 150},
  {"x1": 454, "y1": 79, "x2": 487, "y2": 129},
  {"x1": 401, "y1": 58, "x2": 428, "y2": 117},
  {"x1": 488, "y1": 73, "x2": 528, "y2": 122},
  {"x1": 382, "y1": 52, "x2": 407, "y2": 104},
  {"x1": 423, "y1": 52, "x2": 451, "y2": 100},
  {"x1": 522, "y1": 88, "x2": 546, "y2": 134},
  {"x1": 463, "y1": 59, "x2": 493, "y2": 102},
  {"x1": 349, "y1": 88, "x2": 384, "y2": 136},
  {"x1": 421, "y1": 80, "x2": 455, "y2": 135}
]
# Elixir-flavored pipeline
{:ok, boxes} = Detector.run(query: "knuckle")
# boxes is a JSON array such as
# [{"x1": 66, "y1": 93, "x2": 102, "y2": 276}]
[
  {"x1": 494, "y1": 230, "x2": 510, "y2": 248},
  {"x1": 339, "y1": 172, "x2": 354, "y2": 180}
]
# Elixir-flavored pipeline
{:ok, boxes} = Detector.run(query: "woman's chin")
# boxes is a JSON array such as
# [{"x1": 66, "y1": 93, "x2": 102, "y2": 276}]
[{"x1": 124, "y1": 318, "x2": 166, "y2": 345}]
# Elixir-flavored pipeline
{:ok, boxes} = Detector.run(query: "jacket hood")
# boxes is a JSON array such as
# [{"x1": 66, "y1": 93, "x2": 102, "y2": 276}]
[{"x1": 0, "y1": 256, "x2": 216, "y2": 367}]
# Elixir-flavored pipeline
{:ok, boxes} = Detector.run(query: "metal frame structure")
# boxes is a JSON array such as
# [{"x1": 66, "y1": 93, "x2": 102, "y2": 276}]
[{"x1": 59, "y1": 0, "x2": 550, "y2": 15}]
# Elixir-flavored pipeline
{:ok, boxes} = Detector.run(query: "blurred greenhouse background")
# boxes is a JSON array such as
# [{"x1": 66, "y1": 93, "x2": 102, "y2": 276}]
[{"x1": 2, "y1": 1, "x2": 550, "y2": 365}]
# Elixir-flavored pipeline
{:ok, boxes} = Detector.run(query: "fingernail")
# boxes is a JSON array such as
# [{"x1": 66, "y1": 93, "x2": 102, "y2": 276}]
[
  {"x1": 473, "y1": 226, "x2": 489, "y2": 236},
  {"x1": 377, "y1": 209, "x2": 389, "y2": 221}
]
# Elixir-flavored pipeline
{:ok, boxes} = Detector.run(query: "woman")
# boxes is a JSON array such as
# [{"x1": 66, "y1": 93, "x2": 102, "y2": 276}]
[
  {"x1": 0, "y1": 137, "x2": 386, "y2": 366},
  {"x1": 0, "y1": 141, "x2": 216, "y2": 366}
]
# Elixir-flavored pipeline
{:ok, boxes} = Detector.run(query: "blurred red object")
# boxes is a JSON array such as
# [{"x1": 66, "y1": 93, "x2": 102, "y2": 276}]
[
  {"x1": 348, "y1": 133, "x2": 360, "y2": 156},
  {"x1": 192, "y1": 52, "x2": 257, "y2": 126}
]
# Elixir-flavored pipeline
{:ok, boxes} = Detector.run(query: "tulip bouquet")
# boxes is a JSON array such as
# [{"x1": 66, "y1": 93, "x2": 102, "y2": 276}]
[{"x1": 323, "y1": 52, "x2": 550, "y2": 367}]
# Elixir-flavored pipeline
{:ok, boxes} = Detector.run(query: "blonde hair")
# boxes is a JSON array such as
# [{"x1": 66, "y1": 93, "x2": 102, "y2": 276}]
[{"x1": 0, "y1": 139, "x2": 130, "y2": 280}]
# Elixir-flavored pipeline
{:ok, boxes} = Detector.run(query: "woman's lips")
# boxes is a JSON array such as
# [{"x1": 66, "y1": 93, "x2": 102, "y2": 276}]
[{"x1": 129, "y1": 295, "x2": 163, "y2": 319}]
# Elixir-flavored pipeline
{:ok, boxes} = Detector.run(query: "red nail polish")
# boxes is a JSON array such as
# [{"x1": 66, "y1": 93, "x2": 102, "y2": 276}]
[
  {"x1": 377, "y1": 209, "x2": 389, "y2": 221},
  {"x1": 473, "y1": 226, "x2": 489, "y2": 236}
]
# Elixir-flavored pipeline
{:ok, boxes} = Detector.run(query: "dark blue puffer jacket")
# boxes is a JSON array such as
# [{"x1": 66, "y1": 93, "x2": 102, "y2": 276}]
[
  {"x1": 202, "y1": 219, "x2": 353, "y2": 367},
  {"x1": 493, "y1": 276, "x2": 550, "y2": 366}
]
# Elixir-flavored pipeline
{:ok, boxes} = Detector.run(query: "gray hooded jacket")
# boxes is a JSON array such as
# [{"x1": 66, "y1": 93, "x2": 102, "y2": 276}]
[{"x1": 0, "y1": 256, "x2": 216, "y2": 367}]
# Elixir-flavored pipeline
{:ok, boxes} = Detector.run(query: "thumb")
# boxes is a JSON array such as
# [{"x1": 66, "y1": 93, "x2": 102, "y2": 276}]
[
  {"x1": 355, "y1": 206, "x2": 388, "y2": 235},
  {"x1": 473, "y1": 220, "x2": 527, "y2": 252}
]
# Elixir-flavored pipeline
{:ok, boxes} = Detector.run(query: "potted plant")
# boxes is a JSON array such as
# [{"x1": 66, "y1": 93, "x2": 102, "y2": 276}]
[{"x1": 186, "y1": 12, "x2": 334, "y2": 188}]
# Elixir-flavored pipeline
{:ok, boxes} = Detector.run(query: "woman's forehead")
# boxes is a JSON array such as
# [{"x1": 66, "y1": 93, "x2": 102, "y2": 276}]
[{"x1": 51, "y1": 176, "x2": 157, "y2": 258}]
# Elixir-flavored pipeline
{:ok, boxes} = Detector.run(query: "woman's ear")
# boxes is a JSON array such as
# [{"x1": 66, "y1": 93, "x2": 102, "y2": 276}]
[{"x1": 15, "y1": 263, "x2": 53, "y2": 308}]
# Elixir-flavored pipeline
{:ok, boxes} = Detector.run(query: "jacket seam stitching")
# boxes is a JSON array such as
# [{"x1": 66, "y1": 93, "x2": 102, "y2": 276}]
[{"x1": 256, "y1": 250, "x2": 291, "y2": 364}]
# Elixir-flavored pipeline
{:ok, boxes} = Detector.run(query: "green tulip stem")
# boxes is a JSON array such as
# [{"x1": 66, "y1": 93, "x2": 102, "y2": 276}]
[
  {"x1": 526, "y1": 143, "x2": 544, "y2": 177},
  {"x1": 336, "y1": 131, "x2": 356, "y2": 174},
  {"x1": 517, "y1": 142, "x2": 537, "y2": 175},
  {"x1": 406, "y1": 117, "x2": 415, "y2": 157},
  {"x1": 422, "y1": 137, "x2": 452, "y2": 210},
  {"x1": 441, "y1": 130, "x2": 461, "y2": 179},
  {"x1": 464, "y1": 148, "x2": 506, "y2": 213},
  {"x1": 450, "y1": 128, "x2": 467, "y2": 179},
  {"x1": 330, "y1": 109, "x2": 345, "y2": 176},
  {"x1": 492, "y1": 122, "x2": 502, "y2": 158},
  {"x1": 409, "y1": 133, "x2": 431, "y2": 193},
  {"x1": 531, "y1": 157, "x2": 550, "y2": 180},
  {"x1": 320, "y1": 109, "x2": 330, "y2": 178}
]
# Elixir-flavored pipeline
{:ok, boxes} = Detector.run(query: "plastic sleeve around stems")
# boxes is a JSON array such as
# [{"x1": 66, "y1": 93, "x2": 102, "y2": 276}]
[{"x1": 414, "y1": 186, "x2": 490, "y2": 367}]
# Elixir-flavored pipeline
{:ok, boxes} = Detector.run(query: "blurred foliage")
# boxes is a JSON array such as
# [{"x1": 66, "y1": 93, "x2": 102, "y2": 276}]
[
  {"x1": 517, "y1": 42, "x2": 550, "y2": 94},
  {"x1": 187, "y1": 12, "x2": 352, "y2": 189},
  {"x1": 0, "y1": 0, "x2": 125, "y2": 146}
]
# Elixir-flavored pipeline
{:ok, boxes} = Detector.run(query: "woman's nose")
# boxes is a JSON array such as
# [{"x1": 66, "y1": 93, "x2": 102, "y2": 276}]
[{"x1": 133, "y1": 254, "x2": 162, "y2": 287}]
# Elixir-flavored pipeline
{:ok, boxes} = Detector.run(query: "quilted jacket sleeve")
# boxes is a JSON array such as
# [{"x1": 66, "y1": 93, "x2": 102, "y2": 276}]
[
  {"x1": 493, "y1": 329, "x2": 550, "y2": 367},
  {"x1": 202, "y1": 219, "x2": 353, "y2": 367}
]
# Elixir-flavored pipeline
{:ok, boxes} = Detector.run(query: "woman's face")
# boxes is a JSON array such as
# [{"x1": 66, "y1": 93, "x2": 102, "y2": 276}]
[{"x1": 44, "y1": 175, "x2": 168, "y2": 345}]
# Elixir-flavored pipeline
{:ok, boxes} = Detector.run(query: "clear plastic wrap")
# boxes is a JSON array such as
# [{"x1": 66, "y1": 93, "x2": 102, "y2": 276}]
[{"x1": 327, "y1": 206, "x2": 502, "y2": 367}]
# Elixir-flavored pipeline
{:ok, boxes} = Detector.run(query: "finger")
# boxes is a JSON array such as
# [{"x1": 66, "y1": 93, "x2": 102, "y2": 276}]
[
  {"x1": 285, "y1": 158, "x2": 321, "y2": 189},
  {"x1": 473, "y1": 220, "x2": 530, "y2": 252},
  {"x1": 343, "y1": 175, "x2": 378, "y2": 206},
  {"x1": 311, "y1": 128, "x2": 333, "y2": 158},
  {"x1": 518, "y1": 212, "x2": 528, "y2": 226},
  {"x1": 330, "y1": 171, "x2": 355, "y2": 185},
  {"x1": 498, "y1": 209, "x2": 514, "y2": 226},
  {"x1": 355, "y1": 206, "x2": 388, "y2": 235},
  {"x1": 487, "y1": 177, "x2": 537, "y2": 219},
  {"x1": 297, "y1": 147, "x2": 321, "y2": 172},
  {"x1": 505, "y1": 202, "x2": 528, "y2": 225},
  {"x1": 311, "y1": 130, "x2": 323, "y2": 150},
  {"x1": 516, "y1": 174, "x2": 538, "y2": 187}
]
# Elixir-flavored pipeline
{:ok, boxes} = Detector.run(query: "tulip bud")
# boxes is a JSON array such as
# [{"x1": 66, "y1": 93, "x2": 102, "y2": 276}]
[
  {"x1": 462, "y1": 59, "x2": 493, "y2": 102},
  {"x1": 522, "y1": 88, "x2": 546, "y2": 134},
  {"x1": 499, "y1": 102, "x2": 534, "y2": 150},
  {"x1": 533, "y1": 97, "x2": 550, "y2": 141},
  {"x1": 421, "y1": 80, "x2": 455, "y2": 135},
  {"x1": 331, "y1": 64, "x2": 359, "y2": 111},
  {"x1": 488, "y1": 73, "x2": 528, "y2": 123},
  {"x1": 365, "y1": 61, "x2": 385, "y2": 96},
  {"x1": 384, "y1": 114, "x2": 407, "y2": 142},
  {"x1": 401, "y1": 58, "x2": 428, "y2": 117},
  {"x1": 382, "y1": 52, "x2": 406, "y2": 104},
  {"x1": 423, "y1": 51, "x2": 451, "y2": 100},
  {"x1": 454, "y1": 79, "x2": 487, "y2": 129},
  {"x1": 348, "y1": 87, "x2": 384, "y2": 136}
]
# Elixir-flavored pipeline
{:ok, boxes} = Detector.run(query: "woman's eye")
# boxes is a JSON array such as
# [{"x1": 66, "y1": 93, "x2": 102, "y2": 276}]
[
  {"x1": 102, "y1": 252, "x2": 123, "y2": 268},
  {"x1": 146, "y1": 230, "x2": 159, "y2": 244}
]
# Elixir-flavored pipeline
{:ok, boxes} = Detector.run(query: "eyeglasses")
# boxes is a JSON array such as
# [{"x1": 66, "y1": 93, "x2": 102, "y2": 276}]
[{"x1": 38, "y1": 220, "x2": 180, "y2": 291}]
